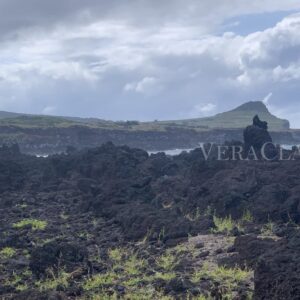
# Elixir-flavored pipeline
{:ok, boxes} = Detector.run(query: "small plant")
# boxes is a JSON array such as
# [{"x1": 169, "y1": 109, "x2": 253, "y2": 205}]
[
  {"x1": 92, "y1": 218, "x2": 99, "y2": 227},
  {"x1": 156, "y1": 252, "x2": 177, "y2": 271},
  {"x1": 158, "y1": 227, "x2": 166, "y2": 242},
  {"x1": 78, "y1": 231, "x2": 92, "y2": 240},
  {"x1": 13, "y1": 219, "x2": 47, "y2": 231},
  {"x1": 60, "y1": 213, "x2": 69, "y2": 220},
  {"x1": 185, "y1": 207, "x2": 202, "y2": 221},
  {"x1": 261, "y1": 220, "x2": 275, "y2": 237},
  {"x1": 108, "y1": 248, "x2": 124, "y2": 262},
  {"x1": 192, "y1": 262, "x2": 252, "y2": 293},
  {"x1": 204, "y1": 206, "x2": 212, "y2": 216},
  {"x1": 187, "y1": 295, "x2": 212, "y2": 300},
  {"x1": 174, "y1": 243, "x2": 189, "y2": 254},
  {"x1": 16, "y1": 203, "x2": 28, "y2": 209},
  {"x1": 90, "y1": 293, "x2": 118, "y2": 300},
  {"x1": 154, "y1": 271, "x2": 176, "y2": 281},
  {"x1": 211, "y1": 265, "x2": 250, "y2": 283},
  {"x1": 16, "y1": 284, "x2": 28, "y2": 292},
  {"x1": 83, "y1": 272, "x2": 118, "y2": 291},
  {"x1": 0, "y1": 247, "x2": 16, "y2": 259},
  {"x1": 212, "y1": 215, "x2": 235, "y2": 234},
  {"x1": 241, "y1": 210, "x2": 254, "y2": 223},
  {"x1": 122, "y1": 287, "x2": 173, "y2": 300},
  {"x1": 123, "y1": 254, "x2": 146, "y2": 275},
  {"x1": 36, "y1": 269, "x2": 71, "y2": 291},
  {"x1": 140, "y1": 228, "x2": 153, "y2": 244},
  {"x1": 5, "y1": 272, "x2": 23, "y2": 287}
]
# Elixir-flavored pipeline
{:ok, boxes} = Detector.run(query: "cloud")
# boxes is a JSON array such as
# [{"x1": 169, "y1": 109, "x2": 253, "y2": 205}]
[
  {"x1": 196, "y1": 103, "x2": 217, "y2": 113},
  {"x1": 262, "y1": 92, "x2": 273, "y2": 105},
  {"x1": 124, "y1": 77, "x2": 161, "y2": 94},
  {"x1": 188, "y1": 103, "x2": 217, "y2": 118},
  {"x1": 1, "y1": 1, "x2": 300, "y2": 37},
  {"x1": 0, "y1": 2, "x2": 300, "y2": 126},
  {"x1": 42, "y1": 106, "x2": 57, "y2": 115}
]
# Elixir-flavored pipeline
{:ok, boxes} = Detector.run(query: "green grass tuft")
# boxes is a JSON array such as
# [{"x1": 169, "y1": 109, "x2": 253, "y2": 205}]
[
  {"x1": 13, "y1": 219, "x2": 47, "y2": 231},
  {"x1": 156, "y1": 252, "x2": 178, "y2": 271},
  {"x1": 0, "y1": 247, "x2": 16, "y2": 259},
  {"x1": 35, "y1": 269, "x2": 71, "y2": 291},
  {"x1": 212, "y1": 215, "x2": 235, "y2": 234},
  {"x1": 83, "y1": 273, "x2": 118, "y2": 291}
]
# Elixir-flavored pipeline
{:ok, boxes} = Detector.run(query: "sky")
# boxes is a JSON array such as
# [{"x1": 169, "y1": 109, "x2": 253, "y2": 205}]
[{"x1": 1, "y1": 1, "x2": 300, "y2": 127}]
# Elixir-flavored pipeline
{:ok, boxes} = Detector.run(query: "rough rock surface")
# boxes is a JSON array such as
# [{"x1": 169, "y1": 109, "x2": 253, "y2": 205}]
[
  {"x1": 254, "y1": 230, "x2": 300, "y2": 300},
  {"x1": 0, "y1": 134, "x2": 300, "y2": 298}
]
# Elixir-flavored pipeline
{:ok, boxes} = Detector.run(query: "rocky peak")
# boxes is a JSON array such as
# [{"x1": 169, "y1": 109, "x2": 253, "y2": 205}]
[{"x1": 232, "y1": 101, "x2": 269, "y2": 114}]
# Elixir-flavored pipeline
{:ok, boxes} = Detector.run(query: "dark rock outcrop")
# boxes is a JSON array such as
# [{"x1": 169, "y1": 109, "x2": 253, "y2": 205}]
[
  {"x1": 244, "y1": 115, "x2": 273, "y2": 151},
  {"x1": 243, "y1": 115, "x2": 278, "y2": 159}
]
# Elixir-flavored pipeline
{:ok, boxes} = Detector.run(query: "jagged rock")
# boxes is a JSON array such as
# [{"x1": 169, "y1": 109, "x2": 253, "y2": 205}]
[
  {"x1": 243, "y1": 115, "x2": 278, "y2": 159},
  {"x1": 243, "y1": 115, "x2": 273, "y2": 151},
  {"x1": 1, "y1": 143, "x2": 300, "y2": 298},
  {"x1": 253, "y1": 115, "x2": 268, "y2": 130}
]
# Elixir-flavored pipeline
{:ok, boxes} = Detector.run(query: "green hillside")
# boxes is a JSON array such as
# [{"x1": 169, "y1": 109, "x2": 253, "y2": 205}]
[
  {"x1": 159, "y1": 101, "x2": 290, "y2": 131},
  {"x1": 0, "y1": 101, "x2": 290, "y2": 131}
]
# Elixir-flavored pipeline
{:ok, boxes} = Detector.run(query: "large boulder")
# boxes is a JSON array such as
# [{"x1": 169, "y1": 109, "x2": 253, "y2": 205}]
[{"x1": 243, "y1": 115, "x2": 276, "y2": 159}]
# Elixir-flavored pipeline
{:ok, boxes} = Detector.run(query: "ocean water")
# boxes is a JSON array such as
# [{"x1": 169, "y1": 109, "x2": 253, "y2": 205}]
[
  {"x1": 149, "y1": 144, "x2": 298, "y2": 156},
  {"x1": 148, "y1": 148, "x2": 194, "y2": 156},
  {"x1": 33, "y1": 145, "x2": 298, "y2": 158},
  {"x1": 282, "y1": 144, "x2": 297, "y2": 150}
]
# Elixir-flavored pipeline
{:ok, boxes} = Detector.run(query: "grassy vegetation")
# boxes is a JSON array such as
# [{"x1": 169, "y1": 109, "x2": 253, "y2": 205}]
[
  {"x1": 85, "y1": 288, "x2": 174, "y2": 300},
  {"x1": 13, "y1": 219, "x2": 47, "y2": 231},
  {"x1": 4, "y1": 268, "x2": 32, "y2": 292},
  {"x1": 154, "y1": 272, "x2": 176, "y2": 281},
  {"x1": 241, "y1": 210, "x2": 254, "y2": 223},
  {"x1": 212, "y1": 211, "x2": 254, "y2": 235},
  {"x1": 260, "y1": 220, "x2": 276, "y2": 237},
  {"x1": 185, "y1": 207, "x2": 202, "y2": 222},
  {"x1": 0, "y1": 247, "x2": 16, "y2": 259},
  {"x1": 83, "y1": 273, "x2": 118, "y2": 291},
  {"x1": 159, "y1": 102, "x2": 289, "y2": 131},
  {"x1": 1, "y1": 207, "x2": 255, "y2": 300},
  {"x1": 0, "y1": 101, "x2": 289, "y2": 132},
  {"x1": 108, "y1": 248, "x2": 124, "y2": 262},
  {"x1": 82, "y1": 247, "x2": 182, "y2": 299},
  {"x1": 36, "y1": 269, "x2": 71, "y2": 291},
  {"x1": 212, "y1": 215, "x2": 235, "y2": 234},
  {"x1": 192, "y1": 262, "x2": 253, "y2": 299},
  {"x1": 156, "y1": 252, "x2": 178, "y2": 271},
  {"x1": 0, "y1": 238, "x2": 253, "y2": 299},
  {"x1": 123, "y1": 254, "x2": 147, "y2": 275}
]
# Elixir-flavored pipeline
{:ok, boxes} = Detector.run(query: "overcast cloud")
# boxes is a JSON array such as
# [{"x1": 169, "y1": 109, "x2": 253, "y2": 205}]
[{"x1": 0, "y1": 1, "x2": 300, "y2": 126}]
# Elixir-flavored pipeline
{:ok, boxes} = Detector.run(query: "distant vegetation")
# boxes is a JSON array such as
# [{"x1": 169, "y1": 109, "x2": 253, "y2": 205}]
[
  {"x1": 0, "y1": 101, "x2": 290, "y2": 131},
  {"x1": 158, "y1": 101, "x2": 290, "y2": 131}
]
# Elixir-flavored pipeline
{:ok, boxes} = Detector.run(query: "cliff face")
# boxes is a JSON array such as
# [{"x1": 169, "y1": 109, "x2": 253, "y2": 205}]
[
  {"x1": 0, "y1": 101, "x2": 295, "y2": 154},
  {"x1": 0, "y1": 125, "x2": 297, "y2": 155}
]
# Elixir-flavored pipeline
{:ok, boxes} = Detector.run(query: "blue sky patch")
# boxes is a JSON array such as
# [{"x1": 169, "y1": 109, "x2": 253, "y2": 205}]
[{"x1": 222, "y1": 10, "x2": 299, "y2": 35}]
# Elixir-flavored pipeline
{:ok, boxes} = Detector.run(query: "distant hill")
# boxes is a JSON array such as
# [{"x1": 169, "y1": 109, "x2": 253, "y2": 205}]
[
  {"x1": 0, "y1": 111, "x2": 22, "y2": 119},
  {"x1": 158, "y1": 101, "x2": 290, "y2": 131},
  {"x1": 0, "y1": 101, "x2": 291, "y2": 131}
]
